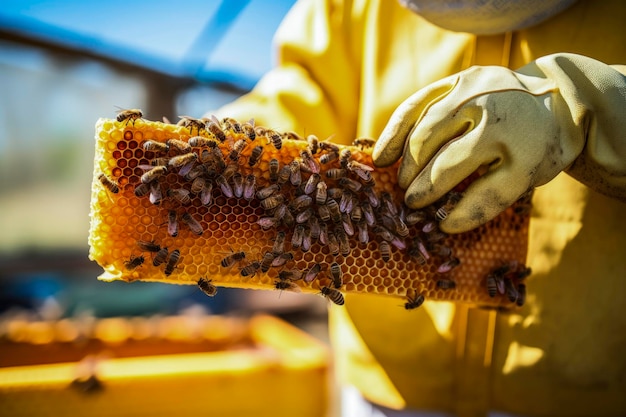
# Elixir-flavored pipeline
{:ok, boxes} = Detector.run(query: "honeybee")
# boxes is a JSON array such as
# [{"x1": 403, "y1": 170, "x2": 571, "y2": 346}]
[
  {"x1": 339, "y1": 149, "x2": 352, "y2": 168},
  {"x1": 327, "y1": 232, "x2": 340, "y2": 256},
  {"x1": 261, "y1": 194, "x2": 285, "y2": 210},
  {"x1": 248, "y1": 146, "x2": 264, "y2": 167},
  {"x1": 150, "y1": 184, "x2": 163, "y2": 205},
  {"x1": 409, "y1": 237, "x2": 431, "y2": 261},
  {"x1": 188, "y1": 136, "x2": 218, "y2": 148},
  {"x1": 318, "y1": 204, "x2": 331, "y2": 222},
  {"x1": 277, "y1": 165, "x2": 292, "y2": 186},
  {"x1": 325, "y1": 168, "x2": 347, "y2": 180},
  {"x1": 319, "y1": 223, "x2": 329, "y2": 245},
  {"x1": 361, "y1": 202, "x2": 376, "y2": 226},
  {"x1": 336, "y1": 228, "x2": 351, "y2": 256},
  {"x1": 504, "y1": 279, "x2": 519, "y2": 303},
  {"x1": 300, "y1": 149, "x2": 320, "y2": 174},
  {"x1": 116, "y1": 108, "x2": 143, "y2": 125},
  {"x1": 209, "y1": 147, "x2": 226, "y2": 171},
  {"x1": 436, "y1": 279, "x2": 456, "y2": 290},
  {"x1": 302, "y1": 173, "x2": 320, "y2": 195},
  {"x1": 339, "y1": 177, "x2": 362, "y2": 193},
  {"x1": 435, "y1": 192, "x2": 463, "y2": 221},
  {"x1": 98, "y1": 173, "x2": 119, "y2": 194},
  {"x1": 198, "y1": 277, "x2": 218, "y2": 297},
  {"x1": 266, "y1": 129, "x2": 283, "y2": 150},
  {"x1": 422, "y1": 221, "x2": 438, "y2": 234},
  {"x1": 272, "y1": 231, "x2": 286, "y2": 256},
  {"x1": 315, "y1": 181, "x2": 328, "y2": 205},
  {"x1": 242, "y1": 120, "x2": 256, "y2": 141},
  {"x1": 177, "y1": 116, "x2": 204, "y2": 134},
  {"x1": 303, "y1": 263, "x2": 322, "y2": 284},
  {"x1": 486, "y1": 275, "x2": 498, "y2": 298},
  {"x1": 167, "y1": 188, "x2": 191, "y2": 205},
  {"x1": 362, "y1": 186, "x2": 380, "y2": 208},
  {"x1": 206, "y1": 119, "x2": 227, "y2": 142},
  {"x1": 330, "y1": 262, "x2": 342, "y2": 288},
  {"x1": 347, "y1": 160, "x2": 374, "y2": 182},
  {"x1": 240, "y1": 260, "x2": 261, "y2": 278},
  {"x1": 302, "y1": 226, "x2": 313, "y2": 252},
  {"x1": 404, "y1": 289, "x2": 425, "y2": 310},
  {"x1": 271, "y1": 252, "x2": 294, "y2": 268},
  {"x1": 222, "y1": 117, "x2": 242, "y2": 134},
  {"x1": 215, "y1": 175, "x2": 234, "y2": 198},
  {"x1": 191, "y1": 177, "x2": 207, "y2": 195},
  {"x1": 232, "y1": 172, "x2": 244, "y2": 198},
  {"x1": 350, "y1": 204, "x2": 362, "y2": 223},
  {"x1": 181, "y1": 212, "x2": 203, "y2": 235},
  {"x1": 141, "y1": 166, "x2": 168, "y2": 184},
  {"x1": 151, "y1": 157, "x2": 170, "y2": 166},
  {"x1": 257, "y1": 216, "x2": 280, "y2": 230},
  {"x1": 124, "y1": 255, "x2": 145, "y2": 270},
  {"x1": 357, "y1": 221, "x2": 369, "y2": 245},
  {"x1": 278, "y1": 269, "x2": 304, "y2": 282},
  {"x1": 320, "y1": 151, "x2": 339, "y2": 164},
  {"x1": 318, "y1": 140, "x2": 340, "y2": 153},
  {"x1": 289, "y1": 194, "x2": 313, "y2": 211},
  {"x1": 326, "y1": 199, "x2": 342, "y2": 223},
  {"x1": 164, "y1": 249, "x2": 181, "y2": 276},
  {"x1": 380, "y1": 192, "x2": 398, "y2": 216},
  {"x1": 274, "y1": 279, "x2": 301, "y2": 292},
  {"x1": 166, "y1": 138, "x2": 191, "y2": 153},
  {"x1": 152, "y1": 247, "x2": 169, "y2": 266},
  {"x1": 229, "y1": 139, "x2": 247, "y2": 161},
  {"x1": 430, "y1": 243, "x2": 452, "y2": 258},
  {"x1": 327, "y1": 188, "x2": 343, "y2": 200},
  {"x1": 341, "y1": 213, "x2": 354, "y2": 236},
  {"x1": 307, "y1": 134, "x2": 319, "y2": 154},
  {"x1": 169, "y1": 152, "x2": 198, "y2": 176},
  {"x1": 405, "y1": 210, "x2": 428, "y2": 226},
  {"x1": 291, "y1": 224, "x2": 305, "y2": 249},
  {"x1": 273, "y1": 204, "x2": 294, "y2": 228},
  {"x1": 283, "y1": 131, "x2": 304, "y2": 141},
  {"x1": 320, "y1": 286, "x2": 344, "y2": 306},
  {"x1": 308, "y1": 216, "x2": 321, "y2": 241},
  {"x1": 516, "y1": 283, "x2": 526, "y2": 307},
  {"x1": 514, "y1": 266, "x2": 532, "y2": 280},
  {"x1": 269, "y1": 158, "x2": 280, "y2": 182},
  {"x1": 243, "y1": 174, "x2": 257, "y2": 201},
  {"x1": 137, "y1": 240, "x2": 160, "y2": 252},
  {"x1": 167, "y1": 210, "x2": 179, "y2": 237},
  {"x1": 260, "y1": 251, "x2": 278, "y2": 273},
  {"x1": 340, "y1": 192, "x2": 355, "y2": 214},
  {"x1": 296, "y1": 208, "x2": 314, "y2": 224},
  {"x1": 352, "y1": 137, "x2": 376, "y2": 150},
  {"x1": 221, "y1": 250, "x2": 246, "y2": 268},
  {"x1": 289, "y1": 160, "x2": 302, "y2": 186},
  {"x1": 379, "y1": 240, "x2": 391, "y2": 262},
  {"x1": 200, "y1": 180, "x2": 213, "y2": 206},
  {"x1": 437, "y1": 257, "x2": 460, "y2": 274}
]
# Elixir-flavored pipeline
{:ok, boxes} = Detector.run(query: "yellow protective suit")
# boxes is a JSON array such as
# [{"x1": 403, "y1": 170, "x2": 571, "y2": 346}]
[{"x1": 216, "y1": 0, "x2": 626, "y2": 415}]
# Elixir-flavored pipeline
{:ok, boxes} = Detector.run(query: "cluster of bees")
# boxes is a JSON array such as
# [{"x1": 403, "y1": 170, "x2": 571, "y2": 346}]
[{"x1": 97, "y1": 109, "x2": 532, "y2": 309}]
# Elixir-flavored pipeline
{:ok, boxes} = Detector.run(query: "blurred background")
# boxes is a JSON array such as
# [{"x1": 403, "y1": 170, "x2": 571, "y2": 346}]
[{"x1": 0, "y1": 0, "x2": 329, "y2": 337}]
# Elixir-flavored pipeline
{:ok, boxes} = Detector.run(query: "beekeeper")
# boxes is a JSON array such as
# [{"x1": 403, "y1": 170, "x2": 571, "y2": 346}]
[{"x1": 214, "y1": 0, "x2": 626, "y2": 415}]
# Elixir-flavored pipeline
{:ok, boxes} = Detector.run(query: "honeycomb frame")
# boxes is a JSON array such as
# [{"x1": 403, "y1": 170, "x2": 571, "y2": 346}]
[{"x1": 89, "y1": 117, "x2": 531, "y2": 308}]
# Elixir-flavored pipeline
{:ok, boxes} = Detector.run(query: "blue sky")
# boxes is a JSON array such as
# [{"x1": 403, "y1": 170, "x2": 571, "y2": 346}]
[{"x1": 0, "y1": 0, "x2": 297, "y2": 88}]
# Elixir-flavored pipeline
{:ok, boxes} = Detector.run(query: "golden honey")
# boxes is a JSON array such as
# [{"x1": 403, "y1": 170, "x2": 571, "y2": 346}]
[{"x1": 89, "y1": 117, "x2": 530, "y2": 308}]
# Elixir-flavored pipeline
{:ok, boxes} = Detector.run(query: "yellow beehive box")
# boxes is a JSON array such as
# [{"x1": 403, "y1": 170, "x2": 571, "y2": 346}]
[
  {"x1": 0, "y1": 314, "x2": 330, "y2": 417},
  {"x1": 89, "y1": 116, "x2": 531, "y2": 308}
]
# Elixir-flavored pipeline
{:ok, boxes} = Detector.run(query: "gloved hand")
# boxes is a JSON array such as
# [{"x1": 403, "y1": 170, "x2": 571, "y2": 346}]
[{"x1": 373, "y1": 53, "x2": 626, "y2": 233}]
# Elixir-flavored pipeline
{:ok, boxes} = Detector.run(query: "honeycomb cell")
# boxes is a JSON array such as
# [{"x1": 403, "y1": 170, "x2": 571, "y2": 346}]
[{"x1": 89, "y1": 117, "x2": 530, "y2": 308}]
